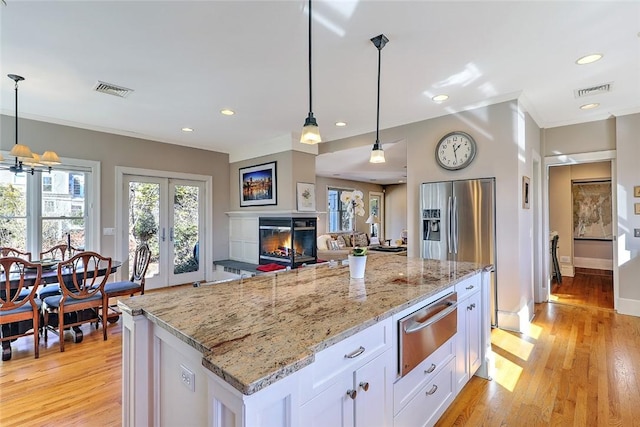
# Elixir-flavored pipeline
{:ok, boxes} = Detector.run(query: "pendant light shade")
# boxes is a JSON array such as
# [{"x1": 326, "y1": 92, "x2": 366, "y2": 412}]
[
  {"x1": 369, "y1": 34, "x2": 388, "y2": 163},
  {"x1": 2, "y1": 74, "x2": 61, "y2": 174},
  {"x1": 300, "y1": 0, "x2": 321, "y2": 144}
]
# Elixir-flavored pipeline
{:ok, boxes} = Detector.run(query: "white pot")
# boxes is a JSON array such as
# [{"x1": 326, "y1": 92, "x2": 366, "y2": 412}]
[{"x1": 348, "y1": 255, "x2": 367, "y2": 279}]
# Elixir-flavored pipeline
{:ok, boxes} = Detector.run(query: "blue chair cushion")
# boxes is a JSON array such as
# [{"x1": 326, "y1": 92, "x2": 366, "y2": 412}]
[
  {"x1": 38, "y1": 284, "x2": 61, "y2": 300},
  {"x1": 0, "y1": 298, "x2": 42, "y2": 315},
  {"x1": 104, "y1": 281, "x2": 141, "y2": 295},
  {"x1": 43, "y1": 292, "x2": 103, "y2": 309}
]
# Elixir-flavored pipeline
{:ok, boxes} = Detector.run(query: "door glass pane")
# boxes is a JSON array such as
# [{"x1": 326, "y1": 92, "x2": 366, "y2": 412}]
[
  {"x1": 173, "y1": 184, "x2": 199, "y2": 275},
  {"x1": 128, "y1": 181, "x2": 160, "y2": 281},
  {"x1": 0, "y1": 171, "x2": 27, "y2": 249}
]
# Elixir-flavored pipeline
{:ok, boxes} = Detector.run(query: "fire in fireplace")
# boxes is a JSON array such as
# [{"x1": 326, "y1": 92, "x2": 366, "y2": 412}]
[{"x1": 259, "y1": 217, "x2": 317, "y2": 268}]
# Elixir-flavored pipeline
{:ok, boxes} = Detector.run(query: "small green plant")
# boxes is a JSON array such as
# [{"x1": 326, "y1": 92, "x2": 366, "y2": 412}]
[{"x1": 352, "y1": 247, "x2": 367, "y2": 257}]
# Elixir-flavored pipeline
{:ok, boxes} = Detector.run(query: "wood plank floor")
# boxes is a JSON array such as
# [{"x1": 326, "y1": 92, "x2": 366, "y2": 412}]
[
  {"x1": 1, "y1": 275, "x2": 638, "y2": 426},
  {"x1": 551, "y1": 268, "x2": 614, "y2": 310}
]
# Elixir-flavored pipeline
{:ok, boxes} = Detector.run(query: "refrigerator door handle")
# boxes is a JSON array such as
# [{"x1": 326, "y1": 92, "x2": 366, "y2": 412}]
[
  {"x1": 447, "y1": 196, "x2": 453, "y2": 253},
  {"x1": 453, "y1": 196, "x2": 458, "y2": 254}
]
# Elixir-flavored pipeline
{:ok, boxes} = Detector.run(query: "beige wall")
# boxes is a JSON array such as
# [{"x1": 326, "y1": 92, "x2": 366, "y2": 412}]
[
  {"x1": 0, "y1": 114, "x2": 231, "y2": 263},
  {"x1": 544, "y1": 118, "x2": 616, "y2": 156},
  {"x1": 384, "y1": 183, "x2": 407, "y2": 243}
]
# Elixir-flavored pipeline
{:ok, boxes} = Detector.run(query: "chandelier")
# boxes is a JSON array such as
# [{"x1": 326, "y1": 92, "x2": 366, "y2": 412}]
[{"x1": 1, "y1": 74, "x2": 61, "y2": 174}]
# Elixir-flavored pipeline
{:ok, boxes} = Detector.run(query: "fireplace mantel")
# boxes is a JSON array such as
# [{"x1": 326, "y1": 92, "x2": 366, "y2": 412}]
[{"x1": 226, "y1": 211, "x2": 324, "y2": 217}]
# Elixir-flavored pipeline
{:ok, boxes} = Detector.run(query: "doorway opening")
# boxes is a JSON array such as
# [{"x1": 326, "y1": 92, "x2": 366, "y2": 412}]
[{"x1": 546, "y1": 157, "x2": 615, "y2": 310}]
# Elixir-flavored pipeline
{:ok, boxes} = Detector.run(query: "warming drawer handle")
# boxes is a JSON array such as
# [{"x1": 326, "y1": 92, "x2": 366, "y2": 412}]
[
  {"x1": 426, "y1": 385, "x2": 438, "y2": 396},
  {"x1": 344, "y1": 346, "x2": 365, "y2": 359},
  {"x1": 404, "y1": 302, "x2": 458, "y2": 334}
]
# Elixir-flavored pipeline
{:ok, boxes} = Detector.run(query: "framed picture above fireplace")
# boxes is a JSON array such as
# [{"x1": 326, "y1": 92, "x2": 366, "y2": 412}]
[{"x1": 239, "y1": 161, "x2": 277, "y2": 207}]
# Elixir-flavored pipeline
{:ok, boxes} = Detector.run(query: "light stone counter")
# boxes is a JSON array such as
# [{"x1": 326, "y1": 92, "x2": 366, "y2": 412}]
[{"x1": 119, "y1": 254, "x2": 483, "y2": 395}]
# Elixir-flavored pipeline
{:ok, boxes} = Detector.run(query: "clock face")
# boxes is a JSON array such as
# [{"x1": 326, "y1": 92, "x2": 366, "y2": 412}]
[{"x1": 435, "y1": 131, "x2": 477, "y2": 170}]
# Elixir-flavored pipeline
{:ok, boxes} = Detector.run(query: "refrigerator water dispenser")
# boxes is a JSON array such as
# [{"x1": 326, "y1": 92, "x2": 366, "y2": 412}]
[{"x1": 422, "y1": 209, "x2": 441, "y2": 241}]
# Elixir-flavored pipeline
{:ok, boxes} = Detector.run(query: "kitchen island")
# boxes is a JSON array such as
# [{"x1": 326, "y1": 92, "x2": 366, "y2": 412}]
[{"x1": 120, "y1": 254, "x2": 491, "y2": 426}]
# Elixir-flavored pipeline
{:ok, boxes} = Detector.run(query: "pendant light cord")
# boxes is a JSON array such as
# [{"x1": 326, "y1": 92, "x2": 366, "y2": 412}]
[
  {"x1": 307, "y1": 0, "x2": 313, "y2": 114},
  {"x1": 14, "y1": 79, "x2": 19, "y2": 149},
  {"x1": 376, "y1": 46, "x2": 381, "y2": 143}
]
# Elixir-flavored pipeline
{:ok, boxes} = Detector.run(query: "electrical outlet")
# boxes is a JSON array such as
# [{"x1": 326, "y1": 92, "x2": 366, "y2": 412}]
[
  {"x1": 180, "y1": 364, "x2": 195, "y2": 392},
  {"x1": 635, "y1": 228, "x2": 640, "y2": 238}
]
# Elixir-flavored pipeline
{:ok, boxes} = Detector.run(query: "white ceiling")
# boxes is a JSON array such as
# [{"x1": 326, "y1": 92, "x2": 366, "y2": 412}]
[{"x1": 1, "y1": 1, "x2": 639, "y2": 185}]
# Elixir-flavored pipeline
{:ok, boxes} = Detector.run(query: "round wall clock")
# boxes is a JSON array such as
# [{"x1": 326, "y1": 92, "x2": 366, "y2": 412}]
[{"x1": 435, "y1": 131, "x2": 477, "y2": 170}]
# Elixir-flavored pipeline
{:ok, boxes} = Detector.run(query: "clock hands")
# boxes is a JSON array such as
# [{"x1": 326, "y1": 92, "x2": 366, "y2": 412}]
[{"x1": 452, "y1": 143, "x2": 460, "y2": 163}]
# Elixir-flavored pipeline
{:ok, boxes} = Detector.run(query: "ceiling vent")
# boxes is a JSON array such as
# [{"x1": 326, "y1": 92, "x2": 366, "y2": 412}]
[
  {"x1": 574, "y1": 82, "x2": 612, "y2": 98},
  {"x1": 93, "y1": 81, "x2": 134, "y2": 98}
]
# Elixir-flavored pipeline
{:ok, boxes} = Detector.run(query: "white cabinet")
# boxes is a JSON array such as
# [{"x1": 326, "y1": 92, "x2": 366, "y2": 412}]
[
  {"x1": 300, "y1": 318, "x2": 394, "y2": 426},
  {"x1": 454, "y1": 274, "x2": 482, "y2": 392},
  {"x1": 300, "y1": 349, "x2": 393, "y2": 427}
]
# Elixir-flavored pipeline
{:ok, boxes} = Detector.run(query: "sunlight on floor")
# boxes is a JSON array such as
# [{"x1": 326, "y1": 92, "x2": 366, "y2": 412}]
[
  {"x1": 521, "y1": 322, "x2": 543, "y2": 340},
  {"x1": 549, "y1": 294, "x2": 559, "y2": 301},
  {"x1": 492, "y1": 328, "x2": 534, "y2": 361},
  {"x1": 492, "y1": 351, "x2": 523, "y2": 392}
]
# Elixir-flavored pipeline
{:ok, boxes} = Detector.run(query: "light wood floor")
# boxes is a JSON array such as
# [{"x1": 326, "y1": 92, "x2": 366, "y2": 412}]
[
  {"x1": 2, "y1": 274, "x2": 638, "y2": 426},
  {"x1": 551, "y1": 267, "x2": 614, "y2": 310}
]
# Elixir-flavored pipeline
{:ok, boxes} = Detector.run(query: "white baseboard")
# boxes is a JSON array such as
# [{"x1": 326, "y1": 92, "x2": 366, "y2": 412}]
[
  {"x1": 560, "y1": 264, "x2": 574, "y2": 277},
  {"x1": 617, "y1": 298, "x2": 640, "y2": 317},
  {"x1": 573, "y1": 257, "x2": 613, "y2": 271},
  {"x1": 497, "y1": 300, "x2": 535, "y2": 333}
]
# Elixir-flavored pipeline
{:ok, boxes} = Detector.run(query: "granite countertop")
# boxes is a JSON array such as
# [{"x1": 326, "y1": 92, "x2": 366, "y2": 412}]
[{"x1": 119, "y1": 254, "x2": 484, "y2": 395}]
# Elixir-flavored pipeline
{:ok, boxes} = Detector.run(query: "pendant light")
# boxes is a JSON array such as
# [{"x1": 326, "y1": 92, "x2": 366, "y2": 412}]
[
  {"x1": 300, "y1": 0, "x2": 321, "y2": 144},
  {"x1": 2, "y1": 74, "x2": 61, "y2": 174},
  {"x1": 369, "y1": 34, "x2": 388, "y2": 163}
]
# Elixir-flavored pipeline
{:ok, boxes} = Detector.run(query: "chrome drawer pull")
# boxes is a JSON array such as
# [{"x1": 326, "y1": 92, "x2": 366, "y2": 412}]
[
  {"x1": 424, "y1": 364, "x2": 436, "y2": 374},
  {"x1": 344, "y1": 346, "x2": 365, "y2": 359},
  {"x1": 359, "y1": 382, "x2": 369, "y2": 392},
  {"x1": 470, "y1": 303, "x2": 476, "y2": 310},
  {"x1": 465, "y1": 285, "x2": 474, "y2": 290},
  {"x1": 426, "y1": 385, "x2": 438, "y2": 396},
  {"x1": 346, "y1": 389, "x2": 357, "y2": 400}
]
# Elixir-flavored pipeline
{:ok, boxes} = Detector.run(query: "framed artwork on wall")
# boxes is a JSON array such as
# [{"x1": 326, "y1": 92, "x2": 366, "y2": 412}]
[
  {"x1": 572, "y1": 179, "x2": 613, "y2": 240},
  {"x1": 296, "y1": 182, "x2": 316, "y2": 212},
  {"x1": 522, "y1": 176, "x2": 530, "y2": 209},
  {"x1": 635, "y1": 203, "x2": 640, "y2": 215},
  {"x1": 634, "y1": 186, "x2": 640, "y2": 198},
  {"x1": 239, "y1": 161, "x2": 277, "y2": 207}
]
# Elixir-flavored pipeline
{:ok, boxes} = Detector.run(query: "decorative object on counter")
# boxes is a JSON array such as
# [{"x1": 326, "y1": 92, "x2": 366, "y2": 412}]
[
  {"x1": 296, "y1": 182, "x2": 315, "y2": 211},
  {"x1": 1, "y1": 74, "x2": 61, "y2": 175},
  {"x1": 239, "y1": 161, "x2": 277, "y2": 207},
  {"x1": 369, "y1": 34, "x2": 389, "y2": 163},
  {"x1": 348, "y1": 246, "x2": 367, "y2": 279}
]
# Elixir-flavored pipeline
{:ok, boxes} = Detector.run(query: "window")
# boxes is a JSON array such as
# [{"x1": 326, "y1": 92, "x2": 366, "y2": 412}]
[
  {"x1": 0, "y1": 158, "x2": 96, "y2": 255},
  {"x1": 42, "y1": 176, "x2": 52, "y2": 192},
  {"x1": 327, "y1": 187, "x2": 354, "y2": 233}
]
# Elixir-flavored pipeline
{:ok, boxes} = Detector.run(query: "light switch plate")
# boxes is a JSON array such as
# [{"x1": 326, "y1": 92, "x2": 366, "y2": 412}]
[
  {"x1": 103, "y1": 227, "x2": 115, "y2": 235},
  {"x1": 634, "y1": 229, "x2": 640, "y2": 238}
]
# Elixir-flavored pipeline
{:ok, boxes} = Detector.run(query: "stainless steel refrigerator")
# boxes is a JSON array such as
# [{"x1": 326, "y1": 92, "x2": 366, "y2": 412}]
[{"x1": 420, "y1": 178, "x2": 497, "y2": 325}]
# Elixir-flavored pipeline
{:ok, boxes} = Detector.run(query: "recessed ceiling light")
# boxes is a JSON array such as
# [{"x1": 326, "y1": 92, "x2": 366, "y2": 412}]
[
  {"x1": 335, "y1": 121, "x2": 347, "y2": 127},
  {"x1": 576, "y1": 54, "x2": 603, "y2": 65},
  {"x1": 580, "y1": 103, "x2": 600, "y2": 110},
  {"x1": 432, "y1": 94, "x2": 449, "y2": 102},
  {"x1": 220, "y1": 109, "x2": 235, "y2": 116},
  {"x1": 398, "y1": 180, "x2": 404, "y2": 183},
  {"x1": 181, "y1": 127, "x2": 194, "y2": 132}
]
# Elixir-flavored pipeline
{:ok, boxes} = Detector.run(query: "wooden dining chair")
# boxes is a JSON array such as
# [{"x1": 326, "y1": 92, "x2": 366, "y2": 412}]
[
  {"x1": 0, "y1": 257, "x2": 42, "y2": 361},
  {"x1": 103, "y1": 243, "x2": 150, "y2": 322},
  {"x1": 0, "y1": 247, "x2": 32, "y2": 261},
  {"x1": 37, "y1": 243, "x2": 84, "y2": 301},
  {"x1": 40, "y1": 244, "x2": 71, "y2": 261},
  {"x1": 42, "y1": 251, "x2": 111, "y2": 352}
]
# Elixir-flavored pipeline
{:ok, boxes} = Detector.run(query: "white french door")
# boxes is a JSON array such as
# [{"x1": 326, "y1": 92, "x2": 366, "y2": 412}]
[{"x1": 123, "y1": 175, "x2": 204, "y2": 289}]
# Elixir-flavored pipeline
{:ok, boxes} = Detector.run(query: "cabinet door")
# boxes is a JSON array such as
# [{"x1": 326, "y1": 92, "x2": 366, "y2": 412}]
[
  {"x1": 300, "y1": 374, "x2": 354, "y2": 427},
  {"x1": 354, "y1": 350, "x2": 392, "y2": 426},
  {"x1": 467, "y1": 290, "x2": 482, "y2": 376},
  {"x1": 454, "y1": 298, "x2": 469, "y2": 392}
]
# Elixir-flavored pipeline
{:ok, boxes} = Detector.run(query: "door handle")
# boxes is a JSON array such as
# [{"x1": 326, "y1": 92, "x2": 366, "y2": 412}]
[
  {"x1": 161, "y1": 228, "x2": 166, "y2": 242},
  {"x1": 170, "y1": 227, "x2": 174, "y2": 242},
  {"x1": 447, "y1": 196, "x2": 453, "y2": 254},
  {"x1": 453, "y1": 196, "x2": 458, "y2": 254}
]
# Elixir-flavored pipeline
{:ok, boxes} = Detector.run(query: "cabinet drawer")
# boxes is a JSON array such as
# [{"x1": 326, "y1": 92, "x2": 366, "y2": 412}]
[
  {"x1": 300, "y1": 317, "x2": 392, "y2": 403},
  {"x1": 393, "y1": 336, "x2": 454, "y2": 414},
  {"x1": 455, "y1": 273, "x2": 481, "y2": 300},
  {"x1": 393, "y1": 357, "x2": 456, "y2": 427}
]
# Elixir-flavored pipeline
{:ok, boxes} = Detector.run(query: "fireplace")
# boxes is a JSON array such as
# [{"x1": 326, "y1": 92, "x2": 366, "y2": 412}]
[{"x1": 259, "y1": 217, "x2": 317, "y2": 268}]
